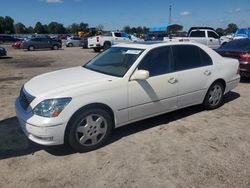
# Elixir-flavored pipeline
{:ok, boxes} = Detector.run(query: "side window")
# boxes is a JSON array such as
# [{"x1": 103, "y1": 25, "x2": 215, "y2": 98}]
[
  {"x1": 138, "y1": 47, "x2": 172, "y2": 77},
  {"x1": 190, "y1": 31, "x2": 205, "y2": 37},
  {"x1": 114, "y1": 33, "x2": 122, "y2": 37},
  {"x1": 199, "y1": 48, "x2": 213, "y2": 66},
  {"x1": 121, "y1": 33, "x2": 129, "y2": 38},
  {"x1": 208, "y1": 31, "x2": 219, "y2": 39},
  {"x1": 172, "y1": 45, "x2": 202, "y2": 71},
  {"x1": 31, "y1": 38, "x2": 41, "y2": 42}
]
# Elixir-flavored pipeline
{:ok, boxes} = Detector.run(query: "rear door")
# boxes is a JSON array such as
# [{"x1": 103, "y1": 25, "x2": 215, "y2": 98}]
[{"x1": 171, "y1": 44, "x2": 214, "y2": 107}]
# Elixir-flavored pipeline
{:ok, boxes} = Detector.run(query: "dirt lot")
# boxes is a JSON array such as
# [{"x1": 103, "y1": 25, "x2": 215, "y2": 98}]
[{"x1": 0, "y1": 45, "x2": 250, "y2": 188}]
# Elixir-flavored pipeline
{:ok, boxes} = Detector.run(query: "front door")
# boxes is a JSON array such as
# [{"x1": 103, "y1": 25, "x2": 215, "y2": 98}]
[{"x1": 128, "y1": 46, "x2": 178, "y2": 121}]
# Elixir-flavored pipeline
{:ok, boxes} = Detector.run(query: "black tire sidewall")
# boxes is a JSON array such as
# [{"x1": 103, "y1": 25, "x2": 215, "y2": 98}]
[
  {"x1": 28, "y1": 46, "x2": 34, "y2": 51},
  {"x1": 103, "y1": 42, "x2": 111, "y2": 50},
  {"x1": 68, "y1": 108, "x2": 113, "y2": 152},
  {"x1": 203, "y1": 82, "x2": 225, "y2": 110}
]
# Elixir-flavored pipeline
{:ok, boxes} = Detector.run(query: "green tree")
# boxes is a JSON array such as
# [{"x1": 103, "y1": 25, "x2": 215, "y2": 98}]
[
  {"x1": 225, "y1": 23, "x2": 238, "y2": 34},
  {"x1": 15, "y1": 22, "x2": 27, "y2": 34},
  {"x1": 123, "y1": 25, "x2": 131, "y2": 33},
  {"x1": 34, "y1": 22, "x2": 47, "y2": 34},
  {"x1": 27, "y1": 26, "x2": 34, "y2": 34},
  {"x1": 96, "y1": 24, "x2": 104, "y2": 32},
  {"x1": 79, "y1": 22, "x2": 88, "y2": 32},
  {"x1": 48, "y1": 22, "x2": 66, "y2": 34},
  {"x1": 215, "y1": 28, "x2": 225, "y2": 36},
  {"x1": 0, "y1": 16, "x2": 5, "y2": 34},
  {"x1": 4, "y1": 16, "x2": 15, "y2": 34}
]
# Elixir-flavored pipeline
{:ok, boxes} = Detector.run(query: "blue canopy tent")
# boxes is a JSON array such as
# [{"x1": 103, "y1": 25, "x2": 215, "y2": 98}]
[{"x1": 149, "y1": 26, "x2": 168, "y2": 32}]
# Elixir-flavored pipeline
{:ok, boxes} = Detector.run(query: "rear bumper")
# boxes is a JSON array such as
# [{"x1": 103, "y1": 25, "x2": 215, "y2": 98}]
[
  {"x1": 88, "y1": 44, "x2": 101, "y2": 49},
  {"x1": 239, "y1": 62, "x2": 250, "y2": 77},
  {"x1": 225, "y1": 76, "x2": 240, "y2": 93}
]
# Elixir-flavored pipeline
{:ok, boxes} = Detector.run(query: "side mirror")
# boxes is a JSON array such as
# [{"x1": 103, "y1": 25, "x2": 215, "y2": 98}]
[{"x1": 130, "y1": 70, "x2": 149, "y2": 81}]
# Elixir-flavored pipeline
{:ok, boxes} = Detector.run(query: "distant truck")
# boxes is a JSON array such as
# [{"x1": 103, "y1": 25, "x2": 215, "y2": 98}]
[
  {"x1": 88, "y1": 31, "x2": 132, "y2": 52},
  {"x1": 164, "y1": 27, "x2": 231, "y2": 49}
]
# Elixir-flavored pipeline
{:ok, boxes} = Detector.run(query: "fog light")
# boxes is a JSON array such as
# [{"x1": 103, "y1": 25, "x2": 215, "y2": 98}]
[{"x1": 32, "y1": 134, "x2": 53, "y2": 141}]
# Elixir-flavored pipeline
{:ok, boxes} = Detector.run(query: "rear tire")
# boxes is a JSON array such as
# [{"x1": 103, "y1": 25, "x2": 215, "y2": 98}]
[
  {"x1": 67, "y1": 108, "x2": 113, "y2": 152},
  {"x1": 103, "y1": 41, "x2": 111, "y2": 50},
  {"x1": 28, "y1": 45, "x2": 35, "y2": 51},
  {"x1": 68, "y1": 43, "x2": 73, "y2": 47},
  {"x1": 203, "y1": 81, "x2": 225, "y2": 110}
]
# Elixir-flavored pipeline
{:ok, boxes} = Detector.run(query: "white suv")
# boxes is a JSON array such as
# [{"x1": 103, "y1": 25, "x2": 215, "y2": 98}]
[{"x1": 15, "y1": 42, "x2": 240, "y2": 152}]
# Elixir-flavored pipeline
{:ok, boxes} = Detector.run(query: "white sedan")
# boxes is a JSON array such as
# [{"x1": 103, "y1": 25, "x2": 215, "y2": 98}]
[{"x1": 15, "y1": 42, "x2": 240, "y2": 152}]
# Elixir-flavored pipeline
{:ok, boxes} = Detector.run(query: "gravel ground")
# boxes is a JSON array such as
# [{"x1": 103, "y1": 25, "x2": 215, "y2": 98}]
[{"x1": 0, "y1": 45, "x2": 250, "y2": 188}]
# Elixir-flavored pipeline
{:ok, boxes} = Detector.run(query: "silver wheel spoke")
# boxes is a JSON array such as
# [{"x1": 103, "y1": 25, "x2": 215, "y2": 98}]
[
  {"x1": 76, "y1": 126, "x2": 85, "y2": 134},
  {"x1": 86, "y1": 115, "x2": 94, "y2": 126},
  {"x1": 91, "y1": 135, "x2": 98, "y2": 144},
  {"x1": 95, "y1": 117, "x2": 104, "y2": 126},
  {"x1": 98, "y1": 127, "x2": 106, "y2": 134},
  {"x1": 79, "y1": 135, "x2": 89, "y2": 145}
]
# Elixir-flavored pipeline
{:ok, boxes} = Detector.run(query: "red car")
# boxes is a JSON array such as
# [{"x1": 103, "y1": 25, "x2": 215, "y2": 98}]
[
  {"x1": 216, "y1": 38, "x2": 250, "y2": 77},
  {"x1": 12, "y1": 40, "x2": 24, "y2": 49}
]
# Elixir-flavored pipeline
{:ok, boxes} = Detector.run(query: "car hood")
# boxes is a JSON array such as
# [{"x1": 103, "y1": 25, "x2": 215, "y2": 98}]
[{"x1": 24, "y1": 66, "x2": 117, "y2": 97}]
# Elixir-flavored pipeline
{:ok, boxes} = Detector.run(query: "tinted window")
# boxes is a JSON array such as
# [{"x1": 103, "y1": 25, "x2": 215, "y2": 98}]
[
  {"x1": 190, "y1": 31, "x2": 205, "y2": 37},
  {"x1": 31, "y1": 38, "x2": 41, "y2": 42},
  {"x1": 138, "y1": 47, "x2": 172, "y2": 77},
  {"x1": 172, "y1": 45, "x2": 211, "y2": 71},
  {"x1": 220, "y1": 39, "x2": 250, "y2": 51},
  {"x1": 208, "y1": 31, "x2": 219, "y2": 39},
  {"x1": 200, "y1": 49, "x2": 213, "y2": 66},
  {"x1": 114, "y1": 33, "x2": 122, "y2": 37},
  {"x1": 121, "y1": 32, "x2": 129, "y2": 38}
]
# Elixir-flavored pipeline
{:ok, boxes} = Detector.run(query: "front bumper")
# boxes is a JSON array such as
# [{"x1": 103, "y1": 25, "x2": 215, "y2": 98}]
[{"x1": 15, "y1": 99, "x2": 67, "y2": 146}]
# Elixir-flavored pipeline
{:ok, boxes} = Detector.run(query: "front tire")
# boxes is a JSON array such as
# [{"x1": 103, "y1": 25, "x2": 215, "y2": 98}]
[
  {"x1": 68, "y1": 43, "x2": 73, "y2": 47},
  {"x1": 68, "y1": 108, "x2": 113, "y2": 152},
  {"x1": 52, "y1": 45, "x2": 59, "y2": 50},
  {"x1": 93, "y1": 48, "x2": 101, "y2": 52},
  {"x1": 203, "y1": 81, "x2": 225, "y2": 110}
]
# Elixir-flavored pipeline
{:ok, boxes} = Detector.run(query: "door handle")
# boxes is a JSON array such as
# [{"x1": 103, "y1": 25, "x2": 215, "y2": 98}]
[
  {"x1": 204, "y1": 70, "x2": 211, "y2": 76},
  {"x1": 168, "y1": 77, "x2": 178, "y2": 84}
]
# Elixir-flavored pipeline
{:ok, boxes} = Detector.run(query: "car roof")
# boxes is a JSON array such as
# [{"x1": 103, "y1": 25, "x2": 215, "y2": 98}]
[{"x1": 114, "y1": 41, "x2": 202, "y2": 49}]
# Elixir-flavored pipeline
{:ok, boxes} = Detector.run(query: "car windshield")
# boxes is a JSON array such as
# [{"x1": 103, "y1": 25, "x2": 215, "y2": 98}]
[
  {"x1": 83, "y1": 47, "x2": 144, "y2": 77},
  {"x1": 220, "y1": 39, "x2": 250, "y2": 51}
]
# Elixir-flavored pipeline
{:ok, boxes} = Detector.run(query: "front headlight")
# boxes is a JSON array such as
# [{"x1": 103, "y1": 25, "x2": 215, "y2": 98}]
[{"x1": 33, "y1": 98, "x2": 71, "y2": 117}]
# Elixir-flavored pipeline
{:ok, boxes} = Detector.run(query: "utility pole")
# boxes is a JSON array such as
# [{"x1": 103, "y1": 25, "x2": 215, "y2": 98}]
[{"x1": 169, "y1": 5, "x2": 172, "y2": 25}]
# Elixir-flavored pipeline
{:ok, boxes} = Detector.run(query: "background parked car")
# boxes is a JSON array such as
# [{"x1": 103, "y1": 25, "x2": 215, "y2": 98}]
[
  {"x1": 216, "y1": 38, "x2": 250, "y2": 77},
  {"x1": 12, "y1": 40, "x2": 24, "y2": 49},
  {"x1": 21, "y1": 37, "x2": 62, "y2": 51},
  {"x1": 0, "y1": 47, "x2": 7, "y2": 57},
  {"x1": 66, "y1": 36, "x2": 82, "y2": 47},
  {"x1": 0, "y1": 35, "x2": 20, "y2": 43},
  {"x1": 80, "y1": 37, "x2": 88, "y2": 49}
]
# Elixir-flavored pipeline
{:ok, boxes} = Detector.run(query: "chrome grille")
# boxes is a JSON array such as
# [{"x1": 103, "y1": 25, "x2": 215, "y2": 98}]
[{"x1": 19, "y1": 87, "x2": 35, "y2": 110}]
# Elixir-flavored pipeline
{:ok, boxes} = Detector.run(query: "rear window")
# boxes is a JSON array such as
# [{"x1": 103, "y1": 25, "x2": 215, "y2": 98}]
[
  {"x1": 220, "y1": 39, "x2": 250, "y2": 51},
  {"x1": 190, "y1": 31, "x2": 205, "y2": 37},
  {"x1": 172, "y1": 45, "x2": 212, "y2": 71}
]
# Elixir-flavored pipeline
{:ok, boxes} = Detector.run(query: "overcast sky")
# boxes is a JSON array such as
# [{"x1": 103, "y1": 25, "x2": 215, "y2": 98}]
[{"x1": 1, "y1": 0, "x2": 250, "y2": 30}]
